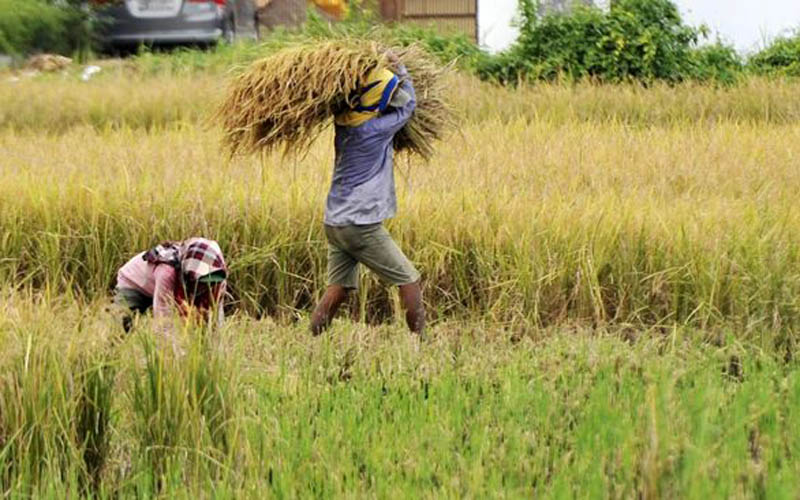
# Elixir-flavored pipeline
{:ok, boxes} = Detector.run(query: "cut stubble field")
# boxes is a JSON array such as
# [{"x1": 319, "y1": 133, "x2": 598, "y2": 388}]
[{"x1": 1, "y1": 67, "x2": 800, "y2": 496}]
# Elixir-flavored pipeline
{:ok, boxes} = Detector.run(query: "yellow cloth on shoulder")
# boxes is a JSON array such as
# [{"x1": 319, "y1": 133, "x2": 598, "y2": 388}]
[{"x1": 335, "y1": 67, "x2": 400, "y2": 128}]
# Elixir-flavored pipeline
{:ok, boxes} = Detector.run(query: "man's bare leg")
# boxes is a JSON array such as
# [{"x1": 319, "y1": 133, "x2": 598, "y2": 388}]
[
  {"x1": 310, "y1": 285, "x2": 349, "y2": 336},
  {"x1": 399, "y1": 281, "x2": 426, "y2": 337}
]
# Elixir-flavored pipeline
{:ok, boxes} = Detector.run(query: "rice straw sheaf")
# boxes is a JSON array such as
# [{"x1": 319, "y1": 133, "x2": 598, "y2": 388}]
[{"x1": 216, "y1": 39, "x2": 453, "y2": 161}]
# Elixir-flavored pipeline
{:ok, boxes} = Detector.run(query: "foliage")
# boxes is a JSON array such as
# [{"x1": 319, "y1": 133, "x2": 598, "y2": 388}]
[
  {"x1": 0, "y1": 0, "x2": 95, "y2": 59},
  {"x1": 479, "y1": 0, "x2": 740, "y2": 84},
  {"x1": 749, "y1": 31, "x2": 800, "y2": 77},
  {"x1": 109, "y1": 0, "x2": 746, "y2": 86},
  {"x1": 690, "y1": 41, "x2": 744, "y2": 85}
]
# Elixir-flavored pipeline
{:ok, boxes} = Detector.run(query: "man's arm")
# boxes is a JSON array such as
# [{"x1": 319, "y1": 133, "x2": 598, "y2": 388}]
[{"x1": 364, "y1": 64, "x2": 417, "y2": 137}]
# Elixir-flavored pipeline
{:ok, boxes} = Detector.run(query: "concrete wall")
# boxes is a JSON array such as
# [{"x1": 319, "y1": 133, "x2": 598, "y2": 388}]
[
  {"x1": 379, "y1": 0, "x2": 478, "y2": 41},
  {"x1": 257, "y1": 0, "x2": 307, "y2": 31}
]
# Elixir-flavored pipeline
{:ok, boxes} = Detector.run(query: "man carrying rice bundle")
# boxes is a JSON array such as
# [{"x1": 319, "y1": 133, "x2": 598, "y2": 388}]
[{"x1": 310, "y1": 51, "x2": 426, "y2": 338}]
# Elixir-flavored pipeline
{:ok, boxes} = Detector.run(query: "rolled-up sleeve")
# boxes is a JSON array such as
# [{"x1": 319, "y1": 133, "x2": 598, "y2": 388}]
[{"x1": 365, "y1": 64, "x2": 417, "y2": 137}]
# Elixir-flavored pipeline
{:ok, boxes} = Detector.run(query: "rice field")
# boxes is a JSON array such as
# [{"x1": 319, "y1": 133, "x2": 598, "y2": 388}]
[{"x1": 1, "y1": 59, "x2": 800, "y2": 496}]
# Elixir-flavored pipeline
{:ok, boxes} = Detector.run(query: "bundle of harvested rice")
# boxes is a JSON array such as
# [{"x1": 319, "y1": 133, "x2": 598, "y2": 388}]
[
  {"x1": 216, "y1": 39, "x2": 453, "y2": 160},
  {"x1": 391, "y1": 44, "x2": 453, "y2": 159}
]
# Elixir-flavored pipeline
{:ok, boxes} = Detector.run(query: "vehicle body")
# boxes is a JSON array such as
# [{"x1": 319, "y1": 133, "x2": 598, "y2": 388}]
[{"x1": 92, "y1": 0, "x2": 242, "y2": 48}]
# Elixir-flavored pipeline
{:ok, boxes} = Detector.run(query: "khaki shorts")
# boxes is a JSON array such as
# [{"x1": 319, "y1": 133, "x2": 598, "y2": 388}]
[{"x1": 325, "y1": 223, "x2": 420, "y2": 289}]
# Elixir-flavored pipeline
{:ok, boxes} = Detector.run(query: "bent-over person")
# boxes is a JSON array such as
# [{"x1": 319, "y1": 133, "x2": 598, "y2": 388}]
[{"x1": 114, "y1": 237, "x2": 228, "y2": 349}]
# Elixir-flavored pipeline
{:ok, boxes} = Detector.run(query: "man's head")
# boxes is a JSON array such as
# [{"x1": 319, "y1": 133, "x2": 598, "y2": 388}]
[{"x1": 336, "y1": 67, "x2": 410, "y2": 127}]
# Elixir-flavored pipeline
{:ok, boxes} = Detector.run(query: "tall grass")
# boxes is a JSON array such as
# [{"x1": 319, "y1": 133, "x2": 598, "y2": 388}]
[
  {"x1": 0, "y1": 295, "x2": 115, "y2": 495},
  {"x1": 126, "y1": 334, "x2": 242, "y2": 493},
  {"x1": 1, "y1": 71, "x2": 799, "y2": 336},
  {"x1": 6, "y1": 73, "x2": 800, "y2": 133}
]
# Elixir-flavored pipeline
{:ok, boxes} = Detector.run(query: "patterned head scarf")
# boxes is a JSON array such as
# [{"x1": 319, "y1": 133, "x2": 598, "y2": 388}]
[
  {"x1": 180, "y1": 238, "x2": 227, "y2": 282},
  {"x1": 143, "y1": 238, "x2": 227, "y2": 313},
  {"x1": 143, "y1": 238, "x2": 227, "y2": 281},
  {"x1": 335, "y1": 67, "x2": 401, "y2": 128}
]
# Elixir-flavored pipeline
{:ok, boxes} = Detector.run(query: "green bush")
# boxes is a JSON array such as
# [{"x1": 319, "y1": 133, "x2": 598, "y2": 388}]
[
  {"x1": 690, "y1": 41, "x2": 744, "y2": 85},
  {"x1": 0, "y1": 0, "x2": 94, "y2": 58},
  {"x1": 479, "y1": 0, "x2": 740, "y2": 84},
  {"x1": 749, "y1": 32, "x2": 800, "y2": 77}
]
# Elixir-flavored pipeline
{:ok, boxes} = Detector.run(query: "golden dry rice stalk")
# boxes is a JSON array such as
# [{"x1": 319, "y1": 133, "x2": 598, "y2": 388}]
[
  {"x1": 216, "y1": 39, "x2": 453, "y2": 160},
  {"x1": 391, "y1": 44, "x2": 455, "y2": 160}
]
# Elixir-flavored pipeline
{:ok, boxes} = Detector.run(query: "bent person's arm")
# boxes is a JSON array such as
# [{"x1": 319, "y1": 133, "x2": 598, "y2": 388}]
[
  {"x1": 214, "y1": 282, "x2": 227, "y2": 330},
  {"x1": 152, "y1": 266, "x2": 184, "y2": 354},
  {"x1": 152, "y1": 266, "x2": 178, "y2": 320}
]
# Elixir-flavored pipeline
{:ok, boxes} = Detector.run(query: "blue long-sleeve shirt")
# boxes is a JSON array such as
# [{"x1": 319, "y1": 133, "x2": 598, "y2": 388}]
[{"x1": 324, "y1": 65, "x2": 417, "y2": 227}]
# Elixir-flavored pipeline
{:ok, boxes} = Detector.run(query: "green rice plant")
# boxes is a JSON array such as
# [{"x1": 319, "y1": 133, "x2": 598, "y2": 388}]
[
  {"x1": 0, "y1": 293, "x2": 799, "y2": 495},
  {"x1": 0, "y1": 337, "x2": 75, "y2": 493},
  {"x1": 74, "y1": 356, "x2": 116, "y2": 495},
  {"x1": 0, "y1": 331, "x2": 116, "y2": 495},
  {"x1": 123, "y1": 13, "x2": 484, "y2": 77},
  {"x1": 127, "y1": 329, "x2": 244, "y2": 493}
]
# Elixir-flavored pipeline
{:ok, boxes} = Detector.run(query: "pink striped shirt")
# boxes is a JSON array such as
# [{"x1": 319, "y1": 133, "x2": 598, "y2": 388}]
[{"x1": 117, "y1": 252, "x2": 178, "y2": 319}]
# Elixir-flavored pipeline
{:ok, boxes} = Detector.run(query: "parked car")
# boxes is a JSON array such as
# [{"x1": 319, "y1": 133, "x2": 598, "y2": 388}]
[{"x1": 92, "y1": 0, "x2": 250, "y2": 48}]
